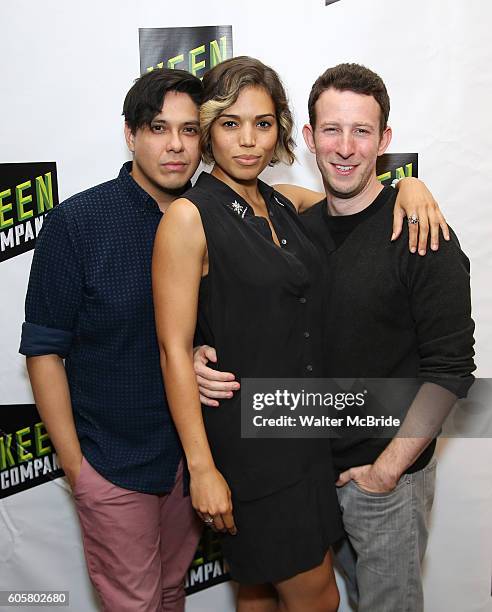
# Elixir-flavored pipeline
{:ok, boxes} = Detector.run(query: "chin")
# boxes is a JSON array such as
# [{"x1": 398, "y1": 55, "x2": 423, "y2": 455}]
[
  {"x1": 230, "y1": 168, "x2": 261, "y2": 182},
  {"x1": 324, "y1": 179, "x2": 356, "y2": 197},
  {"x1": 330, "y1": 186, "x2": 363, "y2": 200},
  {"x1": 159, "y1": 178, "x2": 191, "y2": 194}
]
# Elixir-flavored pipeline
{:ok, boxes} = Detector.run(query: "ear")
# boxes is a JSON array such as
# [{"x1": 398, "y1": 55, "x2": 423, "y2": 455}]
[
  {"x1": 302, "y1": 123, "x2": 316, "y2": 154},
  {"x1": 124, "y1": 122, "x2": 136, "y2": 153},
  {"x1": 377, "y1": 125, "x2": 392, "y2": 156}
]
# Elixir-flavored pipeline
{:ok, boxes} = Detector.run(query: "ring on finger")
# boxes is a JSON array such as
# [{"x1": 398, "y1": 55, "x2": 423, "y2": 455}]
[
  {"x1": 407, "y1": 213, "x2": 419, "y2": 225},
  {"x1": 203, "y1": 515, "x2": 215, "y2": 525}
]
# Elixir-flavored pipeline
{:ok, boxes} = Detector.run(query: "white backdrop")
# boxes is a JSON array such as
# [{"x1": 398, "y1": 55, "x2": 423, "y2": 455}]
[{"x1": 1, "y1": 1, "x2": 491, "y2": 610}]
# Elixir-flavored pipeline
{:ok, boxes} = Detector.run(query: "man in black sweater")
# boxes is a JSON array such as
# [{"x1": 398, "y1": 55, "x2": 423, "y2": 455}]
[
  {"x1": 298, "y1": 63, "x2": 475, "y2": 612},
  {"x1": 195, "y1": 64, "x2": 475, "y2": 611}
]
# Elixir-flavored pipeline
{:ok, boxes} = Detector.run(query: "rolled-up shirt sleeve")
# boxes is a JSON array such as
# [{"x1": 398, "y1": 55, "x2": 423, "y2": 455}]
[
  {"x1": 407, "y1": 229, "x2": 476, "y2": 398},
  {"x1": 19, "y1": 206, "x2": 83, "y2": 358}
]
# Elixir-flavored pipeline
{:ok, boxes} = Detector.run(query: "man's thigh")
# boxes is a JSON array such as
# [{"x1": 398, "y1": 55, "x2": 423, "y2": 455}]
[
  {"x1": 159, "y1": 461, "x2": 203, "y2": 609},
  {"x1": 335, "y1": 457, "x2": 437, "y2": 612},
  {"x1": 73, "y1": 457, "x2": 196, "y2": 612}
]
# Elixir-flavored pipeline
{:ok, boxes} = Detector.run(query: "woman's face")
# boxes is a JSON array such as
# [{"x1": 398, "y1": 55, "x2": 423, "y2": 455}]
[{"x1": 210, "y1": 85, "x2": 278, "y2": 181}]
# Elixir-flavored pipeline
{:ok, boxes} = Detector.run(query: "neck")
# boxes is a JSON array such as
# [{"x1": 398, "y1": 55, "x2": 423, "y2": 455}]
[
  {"x1": 325, "y1": 174, "x2": 384, "y2": 217},
  {"x1": 152, "y1": 191, "x2": 179, "y2": 214},
  {"x1": 211, "y1": 165, "x2": 262, "y2": 206},
  {"x1": 130, "y1": 163, "x2": 185, "y2": 213}
]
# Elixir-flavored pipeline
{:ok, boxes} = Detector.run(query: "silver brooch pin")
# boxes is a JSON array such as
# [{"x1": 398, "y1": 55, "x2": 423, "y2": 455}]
[{"x1": 231, "y1": 200, "x2": 247, "y2": 217}]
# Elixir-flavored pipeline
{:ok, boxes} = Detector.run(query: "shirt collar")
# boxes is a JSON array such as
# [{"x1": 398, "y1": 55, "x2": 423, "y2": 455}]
[
  {"x1": 118, "y1": 161, "x2": 192, "y2": 213},
  {"x1": 194, "y1": 171, "x2": 280, "y2": 218}
]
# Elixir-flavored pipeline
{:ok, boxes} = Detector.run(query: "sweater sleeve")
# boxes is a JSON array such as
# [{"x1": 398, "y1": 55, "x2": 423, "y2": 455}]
[
  {"x1": 19, "y1": 205, "x2": 84, "y2": 358},
  {"x1": 404, "y1": 228, "x2": 475, "y2": 397}
]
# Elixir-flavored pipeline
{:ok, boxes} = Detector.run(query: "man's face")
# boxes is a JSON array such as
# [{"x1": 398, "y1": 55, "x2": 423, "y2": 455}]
[
  {"x1": 124, "y1": 91, "x2": 201, "y2": 200},
  {"x1": 303, "y1": 88, "x2": 391, "y2": 200}
]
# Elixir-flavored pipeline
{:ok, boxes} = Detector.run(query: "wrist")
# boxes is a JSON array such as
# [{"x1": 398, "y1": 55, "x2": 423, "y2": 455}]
[
  {"x1": 187, "y1": 457, "x2": 216, "y2": 476},
  {"x1": 60, "y1": 450, "x2": 83, "y2": 471},
  {"x1": 371, "y1": 461, "x2": 400, "y2": 489},
  {"x1": 394, "y1": 176, "x2": 418, "y2": 191}
]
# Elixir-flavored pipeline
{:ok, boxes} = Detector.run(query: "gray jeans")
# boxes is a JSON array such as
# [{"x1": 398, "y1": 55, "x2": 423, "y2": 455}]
[{"x1": 334, "y1": 457, "x2": 437, "y2": 612}]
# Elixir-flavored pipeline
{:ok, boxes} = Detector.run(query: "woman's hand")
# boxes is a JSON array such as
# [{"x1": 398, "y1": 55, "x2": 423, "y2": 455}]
[
  {"x1": 392, "y1": 177, "x2": 450, "y2": 255},
  {"x1": 190, "y1": 466, "x2": 237, "y2": 535}
]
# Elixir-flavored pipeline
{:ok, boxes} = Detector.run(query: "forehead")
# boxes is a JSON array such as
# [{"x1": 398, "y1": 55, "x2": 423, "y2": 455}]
[
  {"x1": 224, "y1": 85, "x2": 275, "y2": 114},
  {"x1": 154, "y1": 90, "x2": 199, "y2": 121},
  {"x1": 315, "y1": 88, "x2": 380, "y2": 124}
]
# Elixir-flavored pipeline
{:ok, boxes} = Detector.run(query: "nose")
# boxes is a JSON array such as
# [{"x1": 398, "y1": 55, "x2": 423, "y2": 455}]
[
  {"x1": 166, "y1": 130, "x2": 184, "y2": 153},
  {"x1": 239, "y1": 123, "x2": 255, "y2": 147},
  {"x1": 337, "y1": 132, "x2": 355, "y2": 159}
]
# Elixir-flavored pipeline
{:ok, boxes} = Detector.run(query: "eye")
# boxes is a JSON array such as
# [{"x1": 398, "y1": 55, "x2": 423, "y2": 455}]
[
  {"x1": 222, "y1": 120, "x2": 238, "y2": 128},
  {"x1": 323, "y1": 127, "x2": 338, "y2": 134},
  {"x1": 150, "y1": 123, "x2": 166, "y2": 133},
  {"x1": 257, "y1": 120, "x2": 272, "y2": 129},
  {"x1": 183, "y1": 126, "x2": 199, "y2": 135},
  {"x1": 355, "y1": 128, "x2": 369, "y2": 135}
]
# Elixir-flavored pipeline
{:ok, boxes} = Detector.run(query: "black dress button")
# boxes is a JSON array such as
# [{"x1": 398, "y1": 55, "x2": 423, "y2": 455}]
[
  {"x1": 281, "y1": 239, "x2": 287, "y2": 245},
  {"x1": 299, "y1": 297, "x2": 307, "y2": 304},
  {"x1": 306, "y1": 364, "x2": 313, "y2": 372},
  {"x1": 304, "y1": 331, "x2": 310, "y2": 338}
]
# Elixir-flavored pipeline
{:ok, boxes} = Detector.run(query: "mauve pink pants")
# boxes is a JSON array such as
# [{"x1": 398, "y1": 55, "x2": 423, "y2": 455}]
[{"x1": 73, "y1": 457, "x2": 202, "y2": 612}]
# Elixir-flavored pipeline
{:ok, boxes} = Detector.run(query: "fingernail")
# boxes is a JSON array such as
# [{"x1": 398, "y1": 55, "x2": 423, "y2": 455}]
[
  {"x1": 390, "y1": 233, "x2": 396, "y2": 241},
  {"x1": 431, "y1": 243, "x2": 438, "y2": 251},
  {"x1": 445, "y1": 234, "x2": 450, "y2": 240},
  {"x1": 233, "y1": 383, "x2": 240, "y2": 389},
  {"x1": 419, "y1": 249, "x2": 426, "y2": 256},
  {"x1": 410, "y1": 247, "x2": 416, "y2": 253}
]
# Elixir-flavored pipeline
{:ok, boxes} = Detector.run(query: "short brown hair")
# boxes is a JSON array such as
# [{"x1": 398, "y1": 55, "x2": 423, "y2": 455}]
[
  {"x1": 308, "y1": 63, "x2": 390, "y2": 135},
  {"x1": 200, "y1": 56, "x2": 295, "y2": 166}
]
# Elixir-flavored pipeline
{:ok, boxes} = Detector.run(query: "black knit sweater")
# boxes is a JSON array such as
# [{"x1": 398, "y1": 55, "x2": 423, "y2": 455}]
[{"x1": 301, "y1": 187, "x2": 475, "y2": 474}]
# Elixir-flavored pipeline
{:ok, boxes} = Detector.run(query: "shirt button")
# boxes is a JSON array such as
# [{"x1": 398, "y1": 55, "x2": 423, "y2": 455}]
[
  {"x1": 281, "y1": 238, "x2": 287, "y2": 245},
  {"x1": 306, "y1": 364, "x2": 313, "y2": 372},
  {"x1": 304, "y1": 331, "x2": 310, "y2": 338},
  {"x1": 299, "y1": 297, "x2": 307, "y2": 304}
]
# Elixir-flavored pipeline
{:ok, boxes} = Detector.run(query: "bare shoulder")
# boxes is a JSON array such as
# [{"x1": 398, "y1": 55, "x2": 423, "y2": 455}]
[
  {"x1": 156, "y1": 198, "x2": 205, "y2": 248},
  {"x1": 160, "y1": 198, "x2": 206, "y2": 238},
  {"x1": 165, "y1": 197, "x2": 201, "y2": 225}
]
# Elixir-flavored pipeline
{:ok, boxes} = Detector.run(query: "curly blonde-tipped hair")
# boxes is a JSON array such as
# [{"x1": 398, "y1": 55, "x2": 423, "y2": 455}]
[{"x1": 200, "y1": 56, "x2": 295, "y2": 166}]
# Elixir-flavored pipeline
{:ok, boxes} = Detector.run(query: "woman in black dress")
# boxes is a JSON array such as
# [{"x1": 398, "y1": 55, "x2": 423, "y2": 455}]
[{"x1": 152, "y1": 57, "x2": 445, "y2": 611}]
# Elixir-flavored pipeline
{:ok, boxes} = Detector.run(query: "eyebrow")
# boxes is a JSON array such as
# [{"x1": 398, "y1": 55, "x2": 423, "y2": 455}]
[
  {"x1": 151, "y1": 119, "x2": 200, "y2": 125},
  {"x1": 319, "y1": 121, "x2": 375, "y2": 128},
  {"x1": 218, "y1": 113, "x2": 276, "y2": 119}
]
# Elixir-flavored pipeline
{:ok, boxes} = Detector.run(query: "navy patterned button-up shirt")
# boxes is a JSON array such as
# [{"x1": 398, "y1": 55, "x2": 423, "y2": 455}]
[{"x1": 19, "y1": 162, "x2": 184, "y2": 494}]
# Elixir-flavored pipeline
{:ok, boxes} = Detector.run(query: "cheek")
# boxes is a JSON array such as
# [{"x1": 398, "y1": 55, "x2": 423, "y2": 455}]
[
  {"x1": 185, "y1": 138, "x2": 200, "y2": 161},
  {"x1": 358, "y1": 141, "x2": 380, "y2": 160},
  {"x1": 212, "y1": 133, "x2": 236, "y2": 160},
  {"x1": 136, "y1": 139, "x2": 161, "y2": 165},
  {"x1": 259, "y1": 129, "x2": 279, "y2": 154},
  {"x1": 315, "y1": 139, "x2": 335, "y2": 158}
]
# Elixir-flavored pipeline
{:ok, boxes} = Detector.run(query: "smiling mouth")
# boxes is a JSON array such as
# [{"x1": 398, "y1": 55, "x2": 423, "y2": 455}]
[{"x1": 332, "y1": 164, "x2": 357, "y2": 175}]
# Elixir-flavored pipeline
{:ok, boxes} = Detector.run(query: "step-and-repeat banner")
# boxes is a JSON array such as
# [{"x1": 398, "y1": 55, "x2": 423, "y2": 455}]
[{"x1": 1, "y1": 1, "x2": 491, "y2": 610}]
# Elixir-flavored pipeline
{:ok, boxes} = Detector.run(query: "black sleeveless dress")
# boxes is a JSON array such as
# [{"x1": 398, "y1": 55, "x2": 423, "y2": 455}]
[{"x1": 185, "y1": 172, "x2": 343, "y2": 584}]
